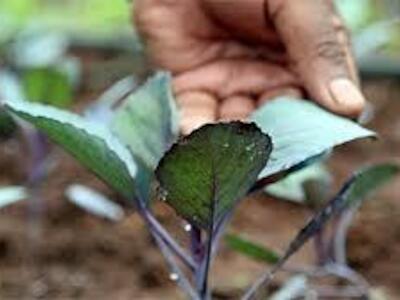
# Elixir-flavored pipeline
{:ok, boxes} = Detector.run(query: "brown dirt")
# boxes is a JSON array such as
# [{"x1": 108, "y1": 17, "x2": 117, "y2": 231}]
[{"x1": 1, "y1": 49, "x2": 400, "y2": 299}]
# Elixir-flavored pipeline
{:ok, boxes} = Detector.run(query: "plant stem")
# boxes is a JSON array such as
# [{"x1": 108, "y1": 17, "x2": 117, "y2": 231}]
[
  {"x1": 324, "y1": 263, "x2": 369, "y2": 292},
  {"x1": 242, "y1": 263, "x2": 280, "y2": 300},
  {"x1": 332, "y1": 207, "x2": 358, "y2": 265},
  {"x1": 197, "y1": 231, "x2": 213, "y2": 300},
  {"x1": 190, "y1": 226, "x2": 203, "y2": 265},
  {"x1": 137, "y1": 203, "x2": 196, "y2": 271},
  {"x1": 136, "y1": 201, "x2": 199, "y2": 299},
  {"x1": 314, "y1": 228, "x2": 329, "y2": 265},
  {"x1": 23, "y1": 127, "x2": 51, "y2": 248},
  {"x1": 25, "y1": 130, "x2": 49, "y2": 186},
  {"x1": 211, "y1": 211, "x2": 232, "y2": 256},
  {"x1": 151, "y1": 229, "x2": 200, "y2": 300}
]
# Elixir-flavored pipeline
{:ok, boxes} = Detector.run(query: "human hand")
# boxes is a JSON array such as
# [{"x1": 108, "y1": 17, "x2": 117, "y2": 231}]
[{"x1": 134, "y1": 0, "x2": 366, "y2": 134}]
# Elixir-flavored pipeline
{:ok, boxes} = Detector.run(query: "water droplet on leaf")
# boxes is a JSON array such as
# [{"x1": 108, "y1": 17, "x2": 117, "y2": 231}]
[
  {"x1": 184, "y1": 223, "x2": 192, "y2": 232},
  {"x1": 169, "y1": 273, "x2": 179, "y2": 281}
]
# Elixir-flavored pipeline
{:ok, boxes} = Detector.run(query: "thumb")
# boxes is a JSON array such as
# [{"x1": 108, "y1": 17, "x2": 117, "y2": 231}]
[{"x1": 266, "y1": 0, "x2": 365, "y2": 117}]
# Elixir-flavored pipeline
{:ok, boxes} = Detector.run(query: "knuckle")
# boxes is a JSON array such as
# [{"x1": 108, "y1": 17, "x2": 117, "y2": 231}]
[{"x1": 313, "y1": 38, "x2": 347, "y2": 65}]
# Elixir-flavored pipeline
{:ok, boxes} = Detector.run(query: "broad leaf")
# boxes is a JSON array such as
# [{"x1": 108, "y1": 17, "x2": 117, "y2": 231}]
[
  {"x1": 85, "y1": 76, "x2": 137, "y2": 125},
  {"x1": 246, "y1": 163, "x2": 400, "y2": 294},
  {"x1": 66, "y1": 184, "x2": 124, "y2": 221},
  {"x1": 225, "y1": 234, "x2": 280, "y2": 264},
  {"x1": 0, "y1": 186, "x2": 27, "y2": 208},
  {"x1": 112, "y1": 72, "x2": 179, "y2": 170},
  {"x1": 250, "y1": 98, "x2": 375, "y2": 179},
  {"x1": 266, "y1": 163, "x2": 331, "y2": 203},
  {"x1": 156, "y1": 122, "x2": 272, "y2": 230},
  {"x1": 4, "y1": 100, "x2": 137, "y2": 200}
]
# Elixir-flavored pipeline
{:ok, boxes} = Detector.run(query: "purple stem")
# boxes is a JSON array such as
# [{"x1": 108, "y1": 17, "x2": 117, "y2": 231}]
[
  {"x1": 136, "y1": 202, "x2": 199, "y2": 298},
  {"x1": 331, "y1": 207, "x2": 358, "y2": 265},
  {"x1": 314, "y1": 227, "x2": 330, "y2": 265},
  {"x1": 22, "y1": 127, "x2": 51, "y2": 244},
  {"x1": 211, "y1": 210, "x2": 234, "y2": 258},
  {"x1": 137, "y1": 202, "x2": 196, "y2": 271},
  {"x1": 190, "y1": 225, "x2": 203, "y2": 264},
  {"x1": 151, "y1": 228, "x2": 199, "y2": 299},
  {"x1": 25, "y1": 129, "x2": 49, "y2": 186}
]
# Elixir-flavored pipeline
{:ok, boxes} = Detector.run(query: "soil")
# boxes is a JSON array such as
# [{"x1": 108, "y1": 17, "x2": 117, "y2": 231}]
[{"x1": 0, "y1": 49, "x2": 400, "y2": 299}]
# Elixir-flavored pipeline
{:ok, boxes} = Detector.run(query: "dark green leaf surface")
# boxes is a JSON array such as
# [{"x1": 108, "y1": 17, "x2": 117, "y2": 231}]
[
  {"x1": 112, "y1": 72, "x2": 179, "y2": 170},
  {"x1": 225, "y1": 234, "x2": 280, "y2": 264},
  {"x1": 5, "y1": 100, "x2": 137, "y2": 200},
  {"x1": 156, "y1": 122, "x2": 272, "y2": 230},
  {"x1": 250, "y1": 98, "x2": 375, "y2": 179},
  {"x1": 0, "y1": 109, "x2": 17, "y2": 139}
]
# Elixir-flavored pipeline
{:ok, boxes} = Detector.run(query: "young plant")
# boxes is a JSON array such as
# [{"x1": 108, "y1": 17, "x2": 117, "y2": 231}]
[
  {"x1": 228, "y1": 163, "x2": 399, "y2": 299},
  {"x1": 0, "y1": 29, "x2": 81, "y2": 229},
  {"x1": 1, "y1": 72, "x2": 376, "y2": 299}
]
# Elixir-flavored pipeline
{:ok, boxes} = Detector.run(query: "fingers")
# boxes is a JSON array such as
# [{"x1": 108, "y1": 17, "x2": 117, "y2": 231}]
[
  {"x1": 173, "y1": 59, "x2": 297, "y2": 99},
  {"x1": 257, "y1": 86, "x2": 303, "y2": 107},
  {"x1": 266, "y1": 0, "x2": 365, "y2": 117},
  {"x1": 220, "y1": 95, "x2": 256, "y2": 121},
  {"x1": 176, "y1": 91, "x2": 218, "y2": 135}
]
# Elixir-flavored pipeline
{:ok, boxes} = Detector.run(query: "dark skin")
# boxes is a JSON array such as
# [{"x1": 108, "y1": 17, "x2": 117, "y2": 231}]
[{"x1": 134, "y1": 0, "x2": 366, "y2": 134}]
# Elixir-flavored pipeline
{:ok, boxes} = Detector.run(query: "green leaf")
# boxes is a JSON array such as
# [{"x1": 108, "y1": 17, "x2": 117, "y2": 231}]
[
  {"x1": 22, "y1": 67, "x2": 73, "y2": 108},
  {"x1": 112, "y1": 72, "x2": 178, "y2": 202},
  {"x1": 4, "y1": 100, "x2": 137, "y2": 200},
  {"x1": 156, "y1": 122, "x2": 272, "y2": 230},
  {"x1": 225, "y1": 234, "x2": 280, "y2": 264},
  {"x1": 340, "y1": 163, "x2": 400, "y2": 208},
  {"x1": 266, "y1": 163, "x2": 331, "y2": 203},
  {"x1": 112, "y1": 72, "x2": 179, "y2": 170},
  {"x1": 250, "y1": 98, "x2": 375, "y2": 179},
  {"x1": 0, "y1": 108, "x2": 17, "y2": 139}
]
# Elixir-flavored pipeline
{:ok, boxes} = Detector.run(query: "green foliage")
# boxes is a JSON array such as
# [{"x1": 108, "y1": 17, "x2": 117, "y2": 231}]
[
  {"x1": 156, "y1": 122, "x2": 272, "y2": 230},
  {"x1": 335, "y1": 0, "x2": 378, "y2": 32},
  {"x1": 0, "y1": 0, "x2": 131, "y2": 34},
  {"x1": 112, "y1": 72, "x2": 178, "y2": 202},
  {"x1": 4, "y1": 100, "x2": 138, "y2": 200},
  {"x1": 266, "y1": 163, "x2": 331, "y2": 203},
  {"x1": 339, "y1": 163, "x2": 400, "y2": 209},
  {"x1": 22, "y1": 67, "x2": 73, "y2": 108},
  {"x1": 250, "y1": 98, "x2": 375, "y2": 180},
  {"x1": 225, "y1": 234, "x2": 280, "y2": 264},
  {"x1": 258, "y1": 163, "x2": 399, "y2": 286},
  {"x1": 112, "y1": 72, "x2": 178, "y2": 170},
  {"x1": 0, "y1": 109, "x2": 17, "y2": 139}
]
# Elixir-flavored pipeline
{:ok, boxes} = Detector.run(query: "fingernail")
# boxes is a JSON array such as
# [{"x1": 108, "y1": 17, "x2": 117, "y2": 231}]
[{"x1": 329, "y1": 78, "x2": 365, "y2": 110}]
